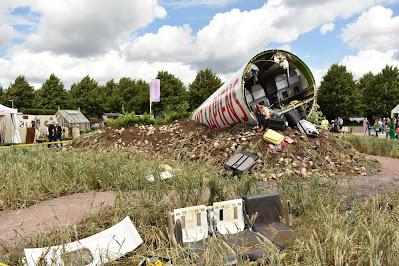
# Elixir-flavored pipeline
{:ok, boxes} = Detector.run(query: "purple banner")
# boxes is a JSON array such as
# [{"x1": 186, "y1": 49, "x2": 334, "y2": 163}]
[{"x1": 150, "y1": 79, "x2": 160, "y2": 103}]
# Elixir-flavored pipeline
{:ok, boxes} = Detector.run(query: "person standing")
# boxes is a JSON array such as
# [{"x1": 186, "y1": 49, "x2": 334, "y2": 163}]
[
  {"x1": 47, "y1": 123, "x2": 55, "y2": 148},
  {"x1": 363, "y1": 118, "x2": 369, "y2": 135},
  {"x1": 55, "y1": 123, "x2": 63, "y2": 147},
  {"x1": 337, "y1": 117, "x2": 343, "y2": 131},
  {"x1": 388, "y1": 117, "x2": 397, "y2": 140},
  {"x1": 373, "y1": 118, "x2": 380, "y2": 137}
]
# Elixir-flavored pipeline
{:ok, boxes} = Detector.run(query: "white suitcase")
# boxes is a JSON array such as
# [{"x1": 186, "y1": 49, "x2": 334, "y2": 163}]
[{"x1": 298, "y1": 119, "x2": 319, "y2": 137}]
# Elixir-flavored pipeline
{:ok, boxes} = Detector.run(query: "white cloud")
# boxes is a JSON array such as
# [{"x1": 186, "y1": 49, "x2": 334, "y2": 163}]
[
  {"x1": 0, "y1": 24, "x2": 15, "y2": 45},
  {"x1": 342, "y1": 5, "x2": 399, "y2": 51},
  {"x1": 341, "y1": 49, "x2": 399, "y2": 78},
  {"x1": 126, "y1": 0, "x2": 384, "y2": 73},
  {"x1": 320, "y1": 22, "x2": 335, "y2": 35},
  {"x1": 0, "y1": 48, "x2": 196, "y2": 89},
  {"x1": 26, "y1": 0, "x2": 166, "y2": 57},
  {"x1": 167, "y1": 0, "x2": 239, "y2": 8}
]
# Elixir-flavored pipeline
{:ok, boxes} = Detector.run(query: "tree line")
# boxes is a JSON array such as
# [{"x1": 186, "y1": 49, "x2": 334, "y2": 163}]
[
  {"x1": 0, "y1": 69, "x2": 222, "y2": 118},
  {"x1": 318, "y1": 64, "x2": 399, "y2": 120},
  {"x1": 1, "y1": 64, "x2": 398, "y2": 120}
]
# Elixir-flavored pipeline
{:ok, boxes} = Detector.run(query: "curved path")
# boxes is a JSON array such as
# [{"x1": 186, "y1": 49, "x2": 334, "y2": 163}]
[
  {"x1": 0, "y1": 191, "x2": 116, "y2": 247},
  {"x1": 342, "y1": 156, "x2": 399, "y2": 199}
]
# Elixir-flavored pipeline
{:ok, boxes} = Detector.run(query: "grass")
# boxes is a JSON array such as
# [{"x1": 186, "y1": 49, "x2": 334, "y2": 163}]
[
  {"x1": 342, "y1": 134, "x2": 399, "y2": 158},
  {"x1": 1, "y1": 149, "x2": 399, "y2": 265}
]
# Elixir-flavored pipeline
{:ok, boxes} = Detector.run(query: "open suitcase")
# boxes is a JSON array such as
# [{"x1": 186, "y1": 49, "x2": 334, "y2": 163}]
[{"x1": 225, "y1": 152, "x2": 259, "y2": 175}]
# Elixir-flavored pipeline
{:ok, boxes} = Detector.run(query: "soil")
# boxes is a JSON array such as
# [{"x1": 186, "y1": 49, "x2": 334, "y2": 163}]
[
  {"x1": 73, "y1": 119, "x2": 377, "y2": 179},
  {"x1": 0, "y1": 192, "x2": 115, "y2": 247},
  {"x1": 341, "y1": 155, "x2": 399, "y2": 199}
]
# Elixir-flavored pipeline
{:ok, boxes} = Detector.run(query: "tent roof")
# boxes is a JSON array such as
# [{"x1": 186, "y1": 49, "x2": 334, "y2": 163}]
[
  {"x1": 56, "y1": 109, "x2": 90, "y2": 124},
  {"x1": 392, "y1": 104, "x2": 399, "y2": 113},
  {"x1": 0, "y1": 104, "x2": 17, "y2": 114}
]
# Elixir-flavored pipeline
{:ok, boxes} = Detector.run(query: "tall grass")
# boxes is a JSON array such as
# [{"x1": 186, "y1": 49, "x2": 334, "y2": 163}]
[
  {"x1": 1, "y1": 149, "x2": 399, "y2": 265},
  {"x1": 342, "y1": 135, "x2": 399, "y2": 158}
]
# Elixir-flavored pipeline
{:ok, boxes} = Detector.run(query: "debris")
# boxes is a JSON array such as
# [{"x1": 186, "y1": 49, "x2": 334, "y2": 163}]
[
  {"x1": 74, "y1": 119, "x2": 374, "y2": 178},
  {"x1": 160, "y1": 171, "x2": 173, "y2": 180},
  {"x1": 138, "y1": 257, "x2": 172, "y2": 266},
  {"x1": 285, "y1": 136, "x2": 294, "y2": 144},
  {"x1": 24, "y1": 216, "x2": 143, "y2": 266}
]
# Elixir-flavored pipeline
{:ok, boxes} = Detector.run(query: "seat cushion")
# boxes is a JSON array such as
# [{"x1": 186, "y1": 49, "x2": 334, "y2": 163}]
[
  {"x1": 242, "y1": 193, "x2": 282, "y2": 226},
  {"x1": 220, "y1": 230, "x2": 270, "y2": 261},
  {"x1": 254, "y1": 222, "x2": 295, "y2": 249}
]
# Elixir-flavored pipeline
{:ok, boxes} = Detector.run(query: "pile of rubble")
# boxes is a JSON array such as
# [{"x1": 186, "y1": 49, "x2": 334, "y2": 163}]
[{"x1": 74, "y1": 119, "x2": 376, "y2": 179}]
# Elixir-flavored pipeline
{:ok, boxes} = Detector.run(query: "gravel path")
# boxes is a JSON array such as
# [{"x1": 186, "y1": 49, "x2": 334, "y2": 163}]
[
  {"x1": 342, "y1": 156, "x2": 399, "y2": 198},
  {"x1": 0, "y1": 191, "x2": 116, "y2": 247}
]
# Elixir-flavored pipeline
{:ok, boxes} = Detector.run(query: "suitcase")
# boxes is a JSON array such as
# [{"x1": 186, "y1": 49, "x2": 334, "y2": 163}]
[
  {"x1": 285, "y1": 110, "x2": 302, "y2": 127},
  {"x1": 298, "y1": 120, "x2": 319, "y2": 137},
  {"x1": 225, "y1": 152, "x2": 259, "y2": 174},
  {"x1": 268, "y1": 114, "x2": 287, "y2": 131},
  {"x1": 263, "y1": 129, "x2": 285, "y2": 145}
]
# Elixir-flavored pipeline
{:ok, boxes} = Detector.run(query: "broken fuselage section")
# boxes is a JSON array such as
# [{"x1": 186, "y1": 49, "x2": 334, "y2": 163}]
[{"x1": 192, "y1": 49, "x2": 316, "y2": 129}]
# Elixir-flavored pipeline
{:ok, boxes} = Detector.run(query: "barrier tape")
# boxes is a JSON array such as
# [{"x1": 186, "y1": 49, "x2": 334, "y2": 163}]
[{"x1": 0, "y1": 140, "x2": 73, "y2": 151}]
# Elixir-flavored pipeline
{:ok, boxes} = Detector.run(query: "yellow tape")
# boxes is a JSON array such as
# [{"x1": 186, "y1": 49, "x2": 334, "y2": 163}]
[{"x1": 0, "y1": 140, "x2": 73, "y2": 151}]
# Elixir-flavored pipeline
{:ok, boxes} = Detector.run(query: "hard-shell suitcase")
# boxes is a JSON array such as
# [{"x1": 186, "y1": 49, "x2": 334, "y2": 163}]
[
  {"x1": 298, "y1": 120, "x2": 319, "y2": 137},
  {"x1": 268, "y1": 114, "x2": 287, "y2": 131},
  {"x1": 225, "y1": 152, "x2": 259, "y2": 174},
  {"x1": 263, "y1": 129, "x2": 284, "y2": 145},
  {"x1": 285, "y1": 110, "x2": 302, "y2": 127}
]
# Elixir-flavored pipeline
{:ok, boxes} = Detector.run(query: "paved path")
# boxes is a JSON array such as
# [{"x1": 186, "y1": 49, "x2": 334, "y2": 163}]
[
  {"x1": 0, "y1": 191, "x2": 116, "y2": 247},
  {"x1": 342, "y1": 156, "x2": 399, "y2": 198}
]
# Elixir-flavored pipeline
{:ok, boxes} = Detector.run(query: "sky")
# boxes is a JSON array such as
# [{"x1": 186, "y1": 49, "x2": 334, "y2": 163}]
[{"x1": 0, "y1": 0, "x2": 398, "y2": 89}]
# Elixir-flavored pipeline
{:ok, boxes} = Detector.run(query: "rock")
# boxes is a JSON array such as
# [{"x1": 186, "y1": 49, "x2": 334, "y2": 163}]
[{"x1": 214, "y1": 142, "x2": 220, "y2": 148}]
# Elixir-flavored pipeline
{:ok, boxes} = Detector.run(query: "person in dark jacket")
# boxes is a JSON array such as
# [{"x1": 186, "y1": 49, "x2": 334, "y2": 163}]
[
  {"x1": 55, "y1": 123, "x2": 63, "y2": 147},
  {"x1": 47, "y1": 123, "x2": 56, "y2": 148}
]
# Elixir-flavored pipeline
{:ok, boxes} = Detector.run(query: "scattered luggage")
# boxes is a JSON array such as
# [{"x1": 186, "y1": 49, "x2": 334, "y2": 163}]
[
  {"x1": 284, "y1": 110, "x2": 302, "y2": 127},
  {"x1": 263, "y1": 129, "x2": 285, "y2": 145},
  {"x1": 224, "y1": 152, "x2": 259, "y2": 175},
  {"x1": 268, "y1": 114, "x2": 287, "y2": 131},
  {"x1": 298, "y1": 119, "x2": 319, "y2": 137}
]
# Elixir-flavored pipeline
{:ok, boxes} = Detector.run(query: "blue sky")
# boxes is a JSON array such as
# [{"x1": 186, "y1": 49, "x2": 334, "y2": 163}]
[{"x1": 0, "y1": 0, "x2": 398, "y2": 88}]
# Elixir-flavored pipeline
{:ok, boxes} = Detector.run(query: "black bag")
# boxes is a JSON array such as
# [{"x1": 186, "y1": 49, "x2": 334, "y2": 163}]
[
  {"x1": 225, "y1": 152, "x2": 259, "y2": 175},
  {"x1": 285, "y1": 110, "x2": 302, "y2": 127},
  {"x1": 268, "y1": 114, "x2": 287, "y2": 131}
]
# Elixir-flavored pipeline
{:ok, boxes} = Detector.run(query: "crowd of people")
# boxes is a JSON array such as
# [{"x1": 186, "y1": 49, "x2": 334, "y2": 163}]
[{"x1": 363, "y1": 117, "x2": 399, "y2": 139}]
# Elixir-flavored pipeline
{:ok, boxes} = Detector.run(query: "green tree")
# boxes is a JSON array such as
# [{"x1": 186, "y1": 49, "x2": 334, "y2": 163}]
[
  {"x1": 358, "y1": 72, "x2": 376, "y2": 118},
  {"x1": 361, "y1": 66, "x2": 399, "y2": 118},
  {"x1": 34, "y1": 74, "x2": 68, "y2": 109},
  {"x1": 188, "y1": 69, "x2": 222, "y2": 110},
  {"x1": 69, "y1": 76, "x2": 104, "y2": 117},
  {"x1": 153, "y1": 71, "x2": 188, "y2": 115},
  {"x1": 4, "y1": 76, "x2": 35, "y2": 109},
  {"x1": 318, "y1": 64, "x2": 362, "y2": 120},
  {"x1": 0, "y1": 86, "x2": 4, "y2": 105},
  {"x1": 115, "y1": 78, "x2": 149, "y2": 114}
]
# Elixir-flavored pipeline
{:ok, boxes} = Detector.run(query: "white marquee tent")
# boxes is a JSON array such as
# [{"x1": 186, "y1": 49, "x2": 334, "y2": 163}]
[
  {"x1": 392, "y1": 104, "x2": 399, "y2": 118},
  {"x1": 0, "y1": 104, "x2": 21, "y2": 144}
]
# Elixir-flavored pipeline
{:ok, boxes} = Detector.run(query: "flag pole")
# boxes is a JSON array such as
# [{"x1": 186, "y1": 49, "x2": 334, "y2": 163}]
[{"x1": 149, "y1": 81, "x2": 152, "y2": 115}]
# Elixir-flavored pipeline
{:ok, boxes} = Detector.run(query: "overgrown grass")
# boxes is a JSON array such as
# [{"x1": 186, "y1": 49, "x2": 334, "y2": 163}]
[
  {"x1": 1, "y1": 149, "x2": 399, "y2": 265},
  {"x1": 342, "y1": 134, "x2": 399, "y2": 158},
  {"x1": 106, "y1": 109, "x2": 191, "y2": 128}
]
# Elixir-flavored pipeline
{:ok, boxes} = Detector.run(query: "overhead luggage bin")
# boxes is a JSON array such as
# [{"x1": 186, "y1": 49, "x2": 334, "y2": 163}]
[{"x1": 192, "y1": 49, "x2": 316, "y2": 129}]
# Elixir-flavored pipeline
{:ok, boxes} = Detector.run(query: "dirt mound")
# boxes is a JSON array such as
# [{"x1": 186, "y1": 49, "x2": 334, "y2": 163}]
[{"x1": 74, "y1": 119, "x2": 376, "y2": 179}]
